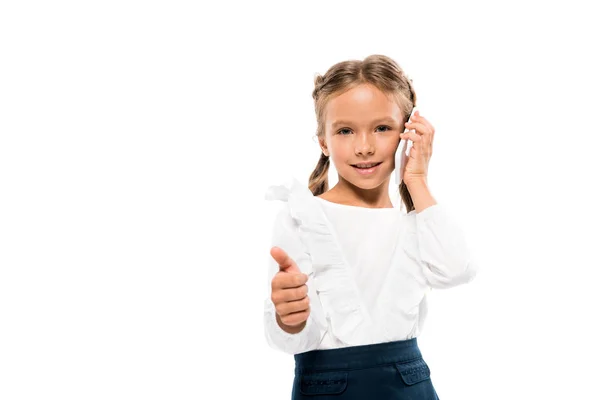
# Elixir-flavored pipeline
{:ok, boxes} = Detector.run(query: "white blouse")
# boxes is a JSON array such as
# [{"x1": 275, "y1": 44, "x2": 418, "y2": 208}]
[{"x1": 263, "y1": 177, "x2": 478, "y2": 355}]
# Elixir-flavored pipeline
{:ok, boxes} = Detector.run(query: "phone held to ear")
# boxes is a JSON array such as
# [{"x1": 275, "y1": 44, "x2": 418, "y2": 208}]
[{"x1": 394, "y1": 106, "x2": 417, "y2": 186}]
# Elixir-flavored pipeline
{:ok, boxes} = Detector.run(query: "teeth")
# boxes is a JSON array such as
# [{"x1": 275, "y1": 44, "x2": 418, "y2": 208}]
[{"x1": 356, "y1": 163, "x2": 378, "y2": 168}]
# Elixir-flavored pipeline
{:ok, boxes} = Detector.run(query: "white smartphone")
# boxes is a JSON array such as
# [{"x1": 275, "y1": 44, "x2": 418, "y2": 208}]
[{"x1": 394, "y1": 106, "x2": 417, "y2": 185}]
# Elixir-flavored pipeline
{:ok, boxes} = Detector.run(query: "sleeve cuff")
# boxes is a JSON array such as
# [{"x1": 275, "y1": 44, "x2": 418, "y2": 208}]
[{"x1": 264, "y1": 299, "x2": 320, "y2": 354}]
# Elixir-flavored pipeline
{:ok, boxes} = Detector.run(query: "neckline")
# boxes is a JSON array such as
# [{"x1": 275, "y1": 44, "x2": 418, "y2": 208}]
[{"x1": 314, "y1": 196, "x2": 398, "y2": 211}]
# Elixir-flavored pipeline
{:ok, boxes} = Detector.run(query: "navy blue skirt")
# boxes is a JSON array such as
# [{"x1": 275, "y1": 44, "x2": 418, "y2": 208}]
[{"x1": 292, "y1": 337, "x2": 439, "y2": 399}]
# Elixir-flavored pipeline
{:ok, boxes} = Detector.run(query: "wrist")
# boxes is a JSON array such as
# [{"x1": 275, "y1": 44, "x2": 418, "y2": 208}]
[
  {"x1": 405, "y1": 177, "x2": 428, "y2": 188},
  {"x1": 405, "y1": 178, "x2": 437, "y2": 213}
]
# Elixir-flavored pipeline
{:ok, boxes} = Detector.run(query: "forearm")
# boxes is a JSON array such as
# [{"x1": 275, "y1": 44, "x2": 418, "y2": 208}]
[{"x1": 406, "y1": 179, "x2": 437, "y2": 213}]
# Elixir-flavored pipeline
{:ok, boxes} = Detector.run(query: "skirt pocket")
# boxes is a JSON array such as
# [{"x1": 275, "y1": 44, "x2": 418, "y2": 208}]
[
  {"x1": 299, "y1": 370, "x2": 348, "y2": 396},
  {"x1": 395, "y1": 358, "x2": 431, "y2": 386}
]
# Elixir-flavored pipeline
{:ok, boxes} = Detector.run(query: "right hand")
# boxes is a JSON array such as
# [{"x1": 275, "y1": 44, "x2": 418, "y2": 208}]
[{"x1": 270, "y1": 246, "x2": 310, "y2": 328}]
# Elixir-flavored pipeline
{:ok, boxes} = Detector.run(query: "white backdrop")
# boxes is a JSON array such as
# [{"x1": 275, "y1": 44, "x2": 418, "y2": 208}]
[{"x1": 1, "y1": 1, "x2": 599, "y2": 399}]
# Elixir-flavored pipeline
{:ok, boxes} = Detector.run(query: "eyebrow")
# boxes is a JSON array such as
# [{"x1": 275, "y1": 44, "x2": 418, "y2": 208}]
[{"x1": 331, "y1": 117, "x2": 398, "y2": 128}]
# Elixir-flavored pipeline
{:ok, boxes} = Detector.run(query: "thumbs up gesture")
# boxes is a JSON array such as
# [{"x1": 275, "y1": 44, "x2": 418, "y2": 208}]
[{"x1": 270, "y1": 246, "x2": 310, "y2": 333}]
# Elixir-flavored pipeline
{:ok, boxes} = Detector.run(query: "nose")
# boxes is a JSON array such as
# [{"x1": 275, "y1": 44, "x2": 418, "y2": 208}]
[{"x1": 354, "y1": 132, "x2": 375, "y2": 156}]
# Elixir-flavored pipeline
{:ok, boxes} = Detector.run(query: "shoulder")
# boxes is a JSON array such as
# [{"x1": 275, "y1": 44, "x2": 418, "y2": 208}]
[{"x1": 272, "y1": 202, "x2": 294, "y2": 230}]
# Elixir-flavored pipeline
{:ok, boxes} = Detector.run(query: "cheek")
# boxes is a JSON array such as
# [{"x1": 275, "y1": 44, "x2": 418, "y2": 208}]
[
  {"x1": 378, "y1": 137, "x2": 400, "y2": 157},
  {"x1": 329, "y1": 142, "x2": 353, "y2": 159}
]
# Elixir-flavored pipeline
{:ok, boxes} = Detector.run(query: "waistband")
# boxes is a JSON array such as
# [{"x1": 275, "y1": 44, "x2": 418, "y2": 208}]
[{"x1": 294, "y1": 338, "x2": 423, "y2": 374}]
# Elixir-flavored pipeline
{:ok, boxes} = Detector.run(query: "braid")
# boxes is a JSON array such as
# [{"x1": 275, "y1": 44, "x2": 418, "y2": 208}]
[
  {"x1": 312, "y1": 74, "x2": 325, "y2": 101},
  {"x1": 308, "y1": 151, "x2": 330, "y2": 196}
]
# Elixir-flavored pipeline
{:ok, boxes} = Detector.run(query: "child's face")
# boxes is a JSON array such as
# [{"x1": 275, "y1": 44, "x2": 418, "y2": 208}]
[{"x1": 321, "y1": 83, "x2": 403, "y2": 190}]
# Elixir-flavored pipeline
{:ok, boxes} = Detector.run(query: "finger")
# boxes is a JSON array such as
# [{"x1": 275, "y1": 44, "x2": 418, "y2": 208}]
[
  {"x1": 272, "y1": 272, "x2": 308, "y2": 291},
  {"x1": 270, "y1": 246, "x2": 300, "y2": 273},
  {"x1": 403, "y1": 123, "x2": 432, "y2": 151},
  {"x1": 404, "y1": 121, "x2": 429, "y2": 135},
  {"x1": 413, "y1": 112, "x2": 435, "y2": 134},
  {"x1": 284, "y1": 282, "x2": 308, "y2": 300},
  {"x1": 411, "y1": 113, "x2": 435, "y2": 146},
  {"x1": 275, "y1": 296, "x2": 310, "y2": 316},
  {"x1": 280, "y1": 308, "x2": 310, "y2": 327},
  {"x1": 281, "y1": 273, "x2": 308, "y2": 290},
  {"x1": 400, "y1": 130, "x2": 423, "y2": 145},
  {"x1": 271, "y1": 283, "x2": 308, "y2": 304}
]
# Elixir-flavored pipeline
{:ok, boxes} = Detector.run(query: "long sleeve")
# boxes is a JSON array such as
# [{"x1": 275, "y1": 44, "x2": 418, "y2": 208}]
[
  {"x1": 264, "y1": 204, "x2": 322, "y2": 354},
  {"x1": 414, "y1": 204, "x2": 479, "y2": 289}
]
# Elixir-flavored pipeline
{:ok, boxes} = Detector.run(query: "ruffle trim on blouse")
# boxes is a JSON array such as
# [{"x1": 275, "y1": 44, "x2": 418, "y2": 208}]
[
  {"x1": 265, "y1": 177, "x2": 375, "y2": 346},
  {"x1": 372, "y1": 210, "x2": 430, "y2": 341}
]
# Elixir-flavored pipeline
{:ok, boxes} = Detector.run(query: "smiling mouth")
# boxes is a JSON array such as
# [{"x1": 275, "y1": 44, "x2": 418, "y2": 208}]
[{"x1": 352, "y1": 162, "x2": 382, "y2": 169}]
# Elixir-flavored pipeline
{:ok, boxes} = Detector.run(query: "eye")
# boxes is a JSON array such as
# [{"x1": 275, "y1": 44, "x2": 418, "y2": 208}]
[
  {"x1": 337, "y1": 126, "x2": 392, "y2": 135},
  {"x1": 376, "y1": 125, "x2": 392, "y2": 132}
]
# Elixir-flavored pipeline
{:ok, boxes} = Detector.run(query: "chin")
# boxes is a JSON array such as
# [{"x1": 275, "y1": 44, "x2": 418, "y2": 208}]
[{"x1": 355, "y1": 180, "x2": 387, "y2": 189}]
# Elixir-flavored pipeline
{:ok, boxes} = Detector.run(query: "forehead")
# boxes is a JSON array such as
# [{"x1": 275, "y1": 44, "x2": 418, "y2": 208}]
[{"x1": 325, "y1": 84, "x2": 402, "y2": 124}]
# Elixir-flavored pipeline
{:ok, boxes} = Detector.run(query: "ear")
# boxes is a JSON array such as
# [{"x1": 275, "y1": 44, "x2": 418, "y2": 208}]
[{"x1": 319, "y1": 137, "x2": 329, "y2": 157}]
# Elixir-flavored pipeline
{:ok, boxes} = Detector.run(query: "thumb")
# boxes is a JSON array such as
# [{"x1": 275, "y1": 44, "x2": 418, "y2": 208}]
[{"x1": 270, "y1": 246, "x2": 301, "y2": 273}]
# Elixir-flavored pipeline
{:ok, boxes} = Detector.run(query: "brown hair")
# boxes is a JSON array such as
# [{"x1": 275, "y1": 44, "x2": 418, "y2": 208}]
[{"x1": 308, "y1": 54, "x2": 417, "y2": 212}]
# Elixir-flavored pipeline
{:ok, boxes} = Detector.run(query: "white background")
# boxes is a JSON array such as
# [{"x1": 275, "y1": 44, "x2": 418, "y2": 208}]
[{"x1": 1, "y1": 1, "x2": 599, "y2": 399}]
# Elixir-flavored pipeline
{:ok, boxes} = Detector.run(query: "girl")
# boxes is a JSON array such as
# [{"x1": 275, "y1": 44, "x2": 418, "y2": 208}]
[{"x1": 264, "y1": 54, "x2": 478, "y2": 399}]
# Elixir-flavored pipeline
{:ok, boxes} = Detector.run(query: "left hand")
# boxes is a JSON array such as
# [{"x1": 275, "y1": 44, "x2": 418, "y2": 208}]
[{"x1": 399, "y1": 110, "x2": 435, "y2": 185}]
